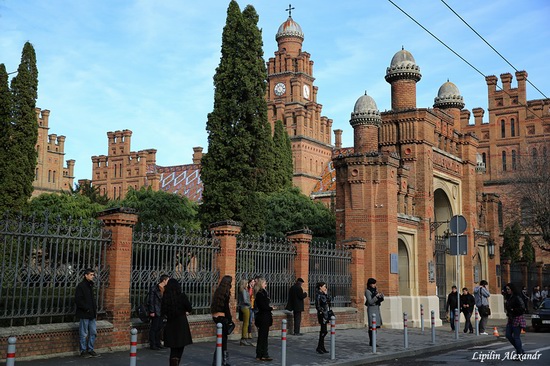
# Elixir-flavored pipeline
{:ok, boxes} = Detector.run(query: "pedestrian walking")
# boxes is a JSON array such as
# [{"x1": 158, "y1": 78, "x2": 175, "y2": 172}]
[
  {"x1": 148, "y1": 274, "x2": 170, "y2": 350},
  {"x1": 365, "y1": 278, "x2": 384, "y2": 346},
  {"x1": 254, "y1": 277, "x2": 273, "y2": 361},
  {"x1": 541, "y1": 285, "x2": 549, "y2": 300},
  {"x1": 161, "y1": 278, "x2": 193, "y2": 366},
  {"x1": 211, "y1": 275, "x2": 233, "y2": 366},
  {"x1": 315, "y1": 281, "x2": 331, "y2": 354},
  {"x1": 286, "y1": 277, "x2": 307, "y2": 336},
  {"x1": 75, "y1": 268, "x2": 100, "y2": 358},
  {"x1": 474, "y1": 280, "x2": 491, "y2": 335},
  {"x1": 460, "y1": 287, "x2": 475, "y2": 333},
  {"x1": 504, "y1": 283, "x2": 526, "y2": 355},
  {"x1": 521, "y1": 286, "x2": 530, "y2": 314},
  {"x1": 237, "y1": 279, "x2": 252, "y2": 346},
  {"x1": 445, "y1": 286, "x2": 458, "y2": 331},
  {"x1": 248, "y1": 278, "x2": 257, "y2": 340},
  {"x1": 531, "y1": 286, "x2": 542, "y2": 309}
]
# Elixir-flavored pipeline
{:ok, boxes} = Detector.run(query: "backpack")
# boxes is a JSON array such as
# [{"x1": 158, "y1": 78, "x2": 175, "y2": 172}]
[{"x1": 137, "y1": 295, "x2": 150, "y2": 323}]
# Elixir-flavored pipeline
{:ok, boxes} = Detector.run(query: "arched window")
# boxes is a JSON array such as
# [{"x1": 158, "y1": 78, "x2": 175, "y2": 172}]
[
  {"x1": 521, "y1": 197, "x2": 533, "y2": 227},
  {"x1": 511, "y1": 118, "x2": 516, "y2": 136},
  {"x1": 511, "y1": 150, "x2": 517, "y2": 170},
  {"x1": 498, "y1": 201, "x2": 504, "y2": 231},
  {"x1": 48, "y1": 170, "x2": 51, "y2": 182},
  {"x1": 482, "y1": 152, "x2": 486, "y2": 164},
  {"x1": 502, "y1": 151, "x2": 507, "y2": 171},
  {"x1": 52, "y1": 171, "x2": 56, "y2": 183},
  {"x1": 501, "y1": 119, "x2": 506, "y2": 138}
]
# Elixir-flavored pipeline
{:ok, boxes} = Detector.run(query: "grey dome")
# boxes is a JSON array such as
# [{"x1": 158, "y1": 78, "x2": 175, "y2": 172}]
[
  {"x1": 350, "y1": 93, "x2": 381, "y2": 127},
  {"x1": 276, "y1": 17, "x2": 304, "y2": 41},
  {"x1": 385, "y1": 48, "x2": 421, "y2": 83},
  {"x1": 434, "y1": 81, "x2": 465, "y2": 109}
]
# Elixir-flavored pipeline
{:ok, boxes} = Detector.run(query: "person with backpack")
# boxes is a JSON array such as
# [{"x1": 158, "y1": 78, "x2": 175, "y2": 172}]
[
  {"x1": 504, "y1": 283, "x2": 526, "y2": 355},
  {"x1": 147, "y1": 274, "x2": 170, "y2": 350},
  {"x1": 474, "y1": 280, "x2": 491, "y2": 334}
]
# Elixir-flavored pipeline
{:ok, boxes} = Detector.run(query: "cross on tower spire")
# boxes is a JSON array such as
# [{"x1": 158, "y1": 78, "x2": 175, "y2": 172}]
[{"x1": 286, "y1": 4, "x2": 295, "y2": 17}]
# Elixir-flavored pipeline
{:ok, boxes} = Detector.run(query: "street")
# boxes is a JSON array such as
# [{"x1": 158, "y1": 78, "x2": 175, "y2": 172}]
[{"x1": 371, "y1": 330, "x2": 550, "y2": 365}]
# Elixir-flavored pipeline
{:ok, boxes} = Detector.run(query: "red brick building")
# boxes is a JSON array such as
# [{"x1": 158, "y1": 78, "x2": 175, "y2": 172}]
[{"x1": 33, "y1": 108, "x2": 75, "y2": 196}]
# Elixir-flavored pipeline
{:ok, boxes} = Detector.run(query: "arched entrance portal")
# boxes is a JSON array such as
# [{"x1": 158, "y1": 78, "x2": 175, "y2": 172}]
[
  {"x1": 398, "y1": 239, "x2": 410, "y2": 295},
  {"x1": 433, "y1": 188, "x2": 454, "y2": 319}
]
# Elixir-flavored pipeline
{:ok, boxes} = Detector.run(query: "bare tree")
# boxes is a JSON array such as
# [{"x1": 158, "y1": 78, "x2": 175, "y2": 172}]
[{"x1": 507, "y1": 142, "x2": 550, "y2": 252}]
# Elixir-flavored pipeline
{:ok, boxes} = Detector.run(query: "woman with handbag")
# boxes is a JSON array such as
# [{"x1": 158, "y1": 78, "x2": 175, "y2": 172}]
[
  {"x1": 161, "y1": 279, "x2": 193, "y2": 366},
  {"x1": 474, "y1": 280, "x2": 491, "y2": 335},
  {"x1": 211, "y1": 275, "x2": 233, "y2": 366},
  {"x1": 237, "y1": 279, "x2": 252, "y2": 346},
  {"x1": 254, "y1": 277, "x2": 273, "y2": 361},
  {"x1": 315, "y1": 281, "x2": 332, "y2": 354},
  {"x1": 365, "y1": 278, "x2": 384, "y2": 346}
]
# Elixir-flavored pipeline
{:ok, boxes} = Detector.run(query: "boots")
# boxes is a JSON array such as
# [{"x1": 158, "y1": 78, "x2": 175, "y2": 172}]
[
  {"x1": 223, "y1": 350, "x2": 231, "y2": 366},
  {"x1": 169, "y1": 357, "x2": 180, "y2": 366},
  {"x1": 316, "y1": 332, "x2": 328, "y2": 354}
]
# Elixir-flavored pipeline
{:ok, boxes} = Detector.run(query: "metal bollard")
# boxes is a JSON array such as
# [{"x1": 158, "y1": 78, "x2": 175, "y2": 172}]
[
  {"x1": 216, "y1": 323, "x2": 223, "y2": 366},
  {"x1": 330, "y1": 316, "x2": 336, "y2": 360},
  {"x1": 454, "y1": 308, "x2": 459, "y2": 340},
  {"x1": 403, "y1": 312, "x2": 409, "y2": 349},
  {"x1": 431, "y1": 310, "x2": 436, "y2": 344},
  {"x1": 281, "y1": 319, "x2": 287, "y2": 366},
  {"x1": 6, "y1": 337, "x2": 16, "y2": 366},
  {"x1": 475, "y1": 307, "x2": 479, "y2": 336},
  {"x1": 420, "y1": 304, "x2": 424, "y2": 333},
  {"x1": 371, "y1": 313, "x2": 377, "y2": 353},
  {"x1": 129, "y1": 328, "x2": 137, "y2": 366}
]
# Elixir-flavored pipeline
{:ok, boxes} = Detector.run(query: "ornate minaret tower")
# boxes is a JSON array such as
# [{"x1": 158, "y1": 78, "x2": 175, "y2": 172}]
[{"x1": 266, "y1": 6, "x2": 333, "y2": 194}]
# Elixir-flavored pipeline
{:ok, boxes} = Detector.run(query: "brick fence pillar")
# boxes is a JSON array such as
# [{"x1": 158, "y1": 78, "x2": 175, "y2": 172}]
[
  {"x1": 536, "y1": 262, "x2": 544, "y2": 287},
  {"x1": 342, "y1": 238, "x2": 366, "y2": 322},
  {"x1": 519, "y1": 260, "x2": 528, "y2": 289},
  {"x1": 287, "y1": 229, "x2": 312, "y2": 327},
  {"x1": 210, "y1": 221, "x2": 242, "y2": 312},
  {"x1": 97, "y1": 207, "x2": 138, "y2": 346},
  {"x1": 501, "y1": 258, "x2": 511, "y2": 286}
]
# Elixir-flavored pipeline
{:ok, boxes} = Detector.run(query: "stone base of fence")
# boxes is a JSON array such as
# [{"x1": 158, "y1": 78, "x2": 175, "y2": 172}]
[{"x1": 0, "y1": 309, "x2": 363, "y2": 361}]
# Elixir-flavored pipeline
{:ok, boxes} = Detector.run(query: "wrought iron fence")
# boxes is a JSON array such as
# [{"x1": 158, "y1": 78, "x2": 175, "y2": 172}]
[
  {"x1": 236, "y1": 234, "x2": 296, "y2": 307},
  {"x1": 131, "y1": 225, "x2": 220, "y2": 315},
  {"x1": 308, "y1": 240, "x2": 352, "y2": 307},
  {"x1": 0, "y1": 212, "x2": 112, "y2": 326}
]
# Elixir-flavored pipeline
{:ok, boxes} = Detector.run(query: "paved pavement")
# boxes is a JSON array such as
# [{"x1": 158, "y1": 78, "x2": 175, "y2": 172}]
[{"x1": 13, "y1": 318, "x2": 511, "y2": 366}]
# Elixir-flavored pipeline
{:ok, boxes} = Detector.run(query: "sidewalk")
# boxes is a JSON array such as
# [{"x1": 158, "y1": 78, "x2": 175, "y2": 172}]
[{"x1": 13, "y1": 319, "x2": 509, "y2": 366}]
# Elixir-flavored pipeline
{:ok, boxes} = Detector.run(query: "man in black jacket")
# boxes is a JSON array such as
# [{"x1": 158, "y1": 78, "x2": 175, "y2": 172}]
[
  {"x1": 75, "y1": 268, "x2": 100, "y2": 358},
  {"x1": 286, "y1": 278, "x2": 307, "y2": 335},
  {"x1": 446, "y1": 285, "x2": 459, "y2": 331},
  {"x1": 147, "y1": 274, "x2": 170, "y2": 350}
]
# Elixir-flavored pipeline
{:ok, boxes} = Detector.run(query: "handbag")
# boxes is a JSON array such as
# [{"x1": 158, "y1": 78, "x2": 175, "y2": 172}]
[
  {"x1": 238, "y1": 307, "x2": 243, "y2": 321},
  {"x1": 227, "y1": 321, "x2": 236, "y2": 335},
  {"x1": 479, "y1": 305, "x2": 491, "y2": 317},
  {"x1": 138, "y1": 302, "x2": 150, "y2": 323}
]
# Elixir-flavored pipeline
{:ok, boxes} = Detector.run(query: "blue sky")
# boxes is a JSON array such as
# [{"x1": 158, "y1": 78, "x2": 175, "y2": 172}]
[{"x1": 1, "y1": 0, "x2": 549, "y2": 182}]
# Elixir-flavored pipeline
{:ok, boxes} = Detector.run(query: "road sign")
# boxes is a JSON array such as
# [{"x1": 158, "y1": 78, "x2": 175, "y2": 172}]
[
  {"x1": 449, "y1": 215, "x2": 467, "y2": 235},
  {"x1": 449, "y1": 235, "x2": 468, "y2": 255}
]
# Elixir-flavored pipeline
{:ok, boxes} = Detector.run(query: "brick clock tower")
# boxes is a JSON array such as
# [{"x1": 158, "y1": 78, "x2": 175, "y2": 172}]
[{"x1": 266, "y1": 9, "x2": 333, "y2": 194}]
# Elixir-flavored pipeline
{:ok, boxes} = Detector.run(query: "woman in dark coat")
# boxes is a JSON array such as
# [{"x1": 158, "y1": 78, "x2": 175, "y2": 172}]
[
  {"x1": 211, "y1": 275, "x2": 233, "y2": 366},
  {"x1": 504, "y1": 283, "x2": 526, "y2": 355},
  {"x1": 161, "y1": 278, "x2": 193, "y2": 366},
  {"x1": 254, "y1": 277, "x2": 273, "y2": 361},
  {"x1": 315, "y1": 281, "x2": 331, "y2": 354}
]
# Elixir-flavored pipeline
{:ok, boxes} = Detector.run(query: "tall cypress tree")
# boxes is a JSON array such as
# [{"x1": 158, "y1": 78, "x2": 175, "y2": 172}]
[
  {"x1": 272, "y1": 120, "x2": 293, "y2": 190},
  {"x1": 6, "y1": 42, "x2": 39, "y2": 211},
  {"x1": 199, "y1": 1, "x2": 274, "y2": 234},
  {"x1": 0, "y1": 63, "x2": 13, "y2": 212}
]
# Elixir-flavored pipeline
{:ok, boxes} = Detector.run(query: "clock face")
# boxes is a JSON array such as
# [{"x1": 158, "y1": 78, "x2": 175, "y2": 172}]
[
  {"x1": 303, "y1": 84, "x2": 310, "y2": 99},
  {"x1": 274, "y1": 82, "x2": 286, "y2": 96}
]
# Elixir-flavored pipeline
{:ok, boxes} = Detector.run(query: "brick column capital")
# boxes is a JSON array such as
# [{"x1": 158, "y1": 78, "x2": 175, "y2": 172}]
[
  {"x1": 210, "y1": 220, "x2": 242, "y2": 237},
  {"x1": 286, "y1": 229, "x2": 313, "y2": 244},
  {"x1": 342, "y1": 237, "x2": 367, "y2": 250},
  {"x1": 97, "y1": 207, "x2": 138, "y2": 227}
]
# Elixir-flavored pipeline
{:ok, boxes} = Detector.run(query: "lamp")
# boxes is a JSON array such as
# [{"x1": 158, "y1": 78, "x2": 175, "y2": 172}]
[{"x1": 488, "y1": 239, "x2": 495, "y2": 259}]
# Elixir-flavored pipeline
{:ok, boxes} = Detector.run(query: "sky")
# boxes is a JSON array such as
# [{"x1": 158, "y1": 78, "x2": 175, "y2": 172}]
[{"x1": 1, "y1": 0, "x2": 549, "y2": 182}]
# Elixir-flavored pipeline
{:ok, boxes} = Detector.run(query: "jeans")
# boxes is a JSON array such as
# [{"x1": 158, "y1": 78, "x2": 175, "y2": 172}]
[
  {"x1": 79, "y1": 318, "x2": 97, "y2": 352},
  {"x1": 212, "y1": 316, "x2": 229, "y2": 352},
  {"x1": 149, "y1": 315, "x2": 163, "y2": 347},
  {"x1": 449, "y1": 310, "x2": 456, "y2": 330},
  {"x1": 505, "y1": 323, "x2": 524, "y2": 354},
  {"x1": 480, "y1": 315, "x2": 488, "y2": 333},
  {"x1": 293, "y1": 311, "x2": 302, "y2": 334},
  {"x1": 463, "y1": 311, "x2": 473, "y2": 332}
]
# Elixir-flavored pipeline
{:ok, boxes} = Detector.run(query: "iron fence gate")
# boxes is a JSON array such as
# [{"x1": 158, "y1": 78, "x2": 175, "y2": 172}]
[
  {"x1": 309, "y1": 240, "x2": 352, "y2": 307},
  {"x1": 131, "y1": 225, "x2": 220, "y2": 315},
  {"x1": 0, "y1": 212, "x2": 112, "y2": 326},
  {"x1": 434, "y1": 235, "x2": 447, "y2": 320},
  {"x1": 235, "y1": 234, "x2": 296, "y2": 307}
]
